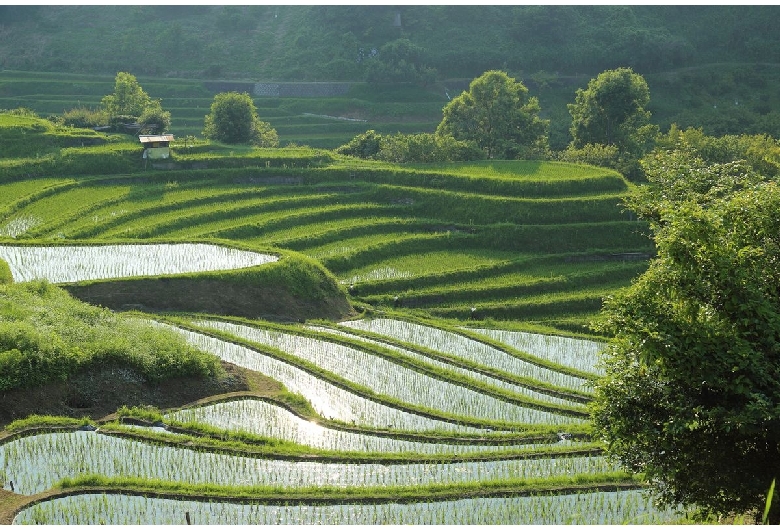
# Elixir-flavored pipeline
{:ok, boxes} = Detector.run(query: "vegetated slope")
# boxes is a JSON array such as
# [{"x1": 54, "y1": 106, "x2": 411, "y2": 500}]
[
  {"x1": 0, "y1": 280, "x2": 244, "y2": 426},
  {"x1": 4, "y1": 6, "x2": 780, "y2": 149},
  {"x1": 0, "y1": 119, "x2": 652, "y2": 334},
  {"x1": 1, "y1": 6, "x2": 777, "y2": 82}
]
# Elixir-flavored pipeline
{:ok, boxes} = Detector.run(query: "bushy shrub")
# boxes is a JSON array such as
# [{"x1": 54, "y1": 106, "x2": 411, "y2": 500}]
[
  {"x1": 377, "y1": 133, "x2": 484, "y2": 163},
  {"x1": 203, "y1": 92, "x2": 278, "y2": 147},
  {"x1": 655, "y1": 125, "x2": 780, "y2": 176},
  {"x1": 335, "y1": 129, "x2": 383, "y2": 158},
  {"x1": 558, "y1": 143, "x2": 644, "y2": 180},
  {"x1": 336, "y1": 130, "x2": 484, "y2": 163},
  {"x1": 61, "y1": 106, "x2": 109, "y2": 129},
  {"x1": 138, "y1": 101, "x2": 171, "y2": 134}
]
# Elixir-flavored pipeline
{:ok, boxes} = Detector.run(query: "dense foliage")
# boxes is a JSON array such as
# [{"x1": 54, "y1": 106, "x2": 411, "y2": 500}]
[
  {"x1": 335, "y1": 130, "x2": 484, "y2": 163},
  {"x1": 100, "y1": 72, "x2": 171, "y2": 134},
  {"x1": 566, "y1": 68, "x2": 658, "y2": 179},
  {"x1": 437, "y1": 71, "x2": 549, "y2": 159},
  {"x1": 0, "y1": 281, "x2": 222, "y2": 391},
  {"x1": 203, "y1": 92, "x2": 279, "y2": 147},
  {"x1": 1, "y1": 6, "x2": 778, "y2": 82},
  {"x1": 592, "y1": 149, "x2": 780, "y2": 522}
]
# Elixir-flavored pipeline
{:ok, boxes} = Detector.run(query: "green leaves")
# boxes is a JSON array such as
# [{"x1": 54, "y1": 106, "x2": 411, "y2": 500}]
[
  {"x1": 437, "y1": 70, "x2": 549, "y2": 160},
  {"x1": 592, "y1": 157, "x2": 780, "y2": 519},
  {"x1": 203, "y1": 92, "x2": 279, "y2": 147},
  {"x1": 0, "y1": 282, "x2": 222, "y2": 391}
]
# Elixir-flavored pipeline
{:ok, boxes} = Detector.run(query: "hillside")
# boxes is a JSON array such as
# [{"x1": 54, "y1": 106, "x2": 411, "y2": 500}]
[
  {"x1": 2, "y1": 6, "x2": 780, "y2": 148},
  {"x1": 2, "y1": 6, "x2": 777, "y2": 81},
  {"x1": 0, "y1": 113, "x2": 651, "y2": 335}
]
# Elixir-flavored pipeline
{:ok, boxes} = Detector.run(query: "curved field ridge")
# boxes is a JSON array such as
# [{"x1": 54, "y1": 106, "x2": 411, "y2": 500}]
[
  {"x1": 163, "y1": 324, "x2": 492, "y2": 433},
  {"x1": 14, "y1": 489, "x2": 681, "y2": 525},
  {"x1": 0, "y1": 243, "x2": 278, "y2": 283},
  {"x1": 166, "y1": 399, "x2": 581, "y2": 454},
  {"x1": 193, "y1": 320, "x2": 584, "y2": 426}
]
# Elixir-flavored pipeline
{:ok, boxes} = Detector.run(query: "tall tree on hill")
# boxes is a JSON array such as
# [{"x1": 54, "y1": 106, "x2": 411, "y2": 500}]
[
  {"x1": 436, "y1": 70, "x2": 549, "y2": 159},
  {"x1": 568, "y1": 67, "x2": 658, "y2": 160},
  {"x1": 202, "y1": 92, "x2": 278, "y2": 147}
]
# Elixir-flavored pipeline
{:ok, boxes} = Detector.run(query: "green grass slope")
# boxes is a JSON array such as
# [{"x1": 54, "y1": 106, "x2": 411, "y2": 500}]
[{"x1": 0, "y1": 114, "x2": 652, "y2": 334}]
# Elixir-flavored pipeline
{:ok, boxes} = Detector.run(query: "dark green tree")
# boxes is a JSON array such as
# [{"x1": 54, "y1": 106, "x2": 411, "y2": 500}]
[
  {"x1": 202, "y1": 92, "x2": 278, "y2": 147},
  {"x1": 568, "y1": 67, "x2": 658, "y2": 157},
  {"x1": 436, "y1": 70, "x2": 549, "y2": 159},
  {"x1": 592, "y1": 150, "x2": 780, "y2": 523}
]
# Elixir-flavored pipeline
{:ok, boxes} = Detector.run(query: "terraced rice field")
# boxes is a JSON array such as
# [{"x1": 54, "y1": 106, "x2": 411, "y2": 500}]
[
  {"x1": 0, "y1": 243, "x2": 277, "y2": 283},
  {"x1": 0, "y1": 145, "x2": 668, "y2": 522},
  {"x1": 2, "y1": 316, "x2": 686, "y2": 524},
  {"x1": 0, "y1": 71, "x2": 444, "y2": 149},
  {"x1": 0, "y1": 157, "x2": 652, "y2": 331}
]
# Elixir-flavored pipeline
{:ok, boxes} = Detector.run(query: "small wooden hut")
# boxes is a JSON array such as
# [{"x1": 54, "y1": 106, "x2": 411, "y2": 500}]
[{"x1": 139, "y1": 134, "x2": 174, "y2": 160}]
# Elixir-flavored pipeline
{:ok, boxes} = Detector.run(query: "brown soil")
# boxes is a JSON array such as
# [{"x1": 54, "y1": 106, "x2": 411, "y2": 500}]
[{"x1": 0, "y1": 361, "x2": 284, "y2": 427}]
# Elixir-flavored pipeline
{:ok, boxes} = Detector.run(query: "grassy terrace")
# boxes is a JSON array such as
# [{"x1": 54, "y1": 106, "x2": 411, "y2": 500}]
[{"x1": 0, "y1": 128, "x2": 651, "y2": 332}]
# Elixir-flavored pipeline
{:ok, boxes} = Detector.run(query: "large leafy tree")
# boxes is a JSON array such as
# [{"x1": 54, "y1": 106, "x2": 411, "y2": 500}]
[
  {"x1": 99, "y1": 72, "x2": 170, "y2": 133},
  {"x1": 568, "y1": 67, "x2": 657, "y2": 157},
  {"x1": 592, "y1": 149, "x2": 780, "y2": 523},
  {"x1": 436, "y1": 70, "x2": 549, "y2": 159},
  {"x1": 202, "y1": 92, "x2": 278, "y2": 147},
  {"x1": 101, "y1": 72, "x2": 152, "y2": 119}
]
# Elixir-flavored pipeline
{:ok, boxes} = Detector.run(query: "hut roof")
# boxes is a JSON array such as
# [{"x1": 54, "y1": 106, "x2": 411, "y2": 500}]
[{"x1": 138, "y1": 134, "x2": 174, "y2": 144}]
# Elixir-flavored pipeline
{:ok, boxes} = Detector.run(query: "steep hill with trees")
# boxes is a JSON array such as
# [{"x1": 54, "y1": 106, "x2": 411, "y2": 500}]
[
  {"x1": 1, "y1": 6, "x2": 777, "y2": 82},
  {"x1": 1, "y1": 6, "x2": 780, "y2": 149}
]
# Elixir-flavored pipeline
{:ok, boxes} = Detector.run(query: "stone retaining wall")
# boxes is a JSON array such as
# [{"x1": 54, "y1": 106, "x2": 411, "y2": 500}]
[{"x1": 203, "y1": 81, "x2": 352, "y2": 98}]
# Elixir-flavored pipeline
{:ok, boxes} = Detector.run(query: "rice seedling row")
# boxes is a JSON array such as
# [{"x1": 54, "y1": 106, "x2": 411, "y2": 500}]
[
  {"x1": 8, "y1": 185, "x2": 131, "y2": 236},
  {"x1": 356, "y1": 261, "x2": 648, "y2": 307},
  {"x1": 318, "y1": 233, "x2": 462, "y2": 275},
  {"x1": 0, "y1": 243, "x2": 277, "y2": 283},
  {"x1": 165, "y1": 400, "x2": 582, "y2": 454},
  {"x1": 339, "y1": 319, "x2": 592, "y2": 392},
  {"x1": 470, "y1": 329, "x2": 606, "y2": 376},
  {"x1": 346, "y1": 253, "x2": 550, "y2": 296},
  {"x1": 0, "y1": 179, "x2": 70, "y2": 212},
  {"x1": 367, "y1": 184, "x2": 631, "y2": 225},
  {"x1": 54, "y1": 180, "x2": 323, "y2": 238},
  {"x1": 0, "y1": 431, "x2": 617, "y2": 495},
  {"x1": 309, "y1": 326, "x2": 583, "y2": 407},
  {"x1": 35, "y1": 183, "x2": 269, "y2": 238},
  {"x1": 14, "y1": 488, "x2": 685, "y2": 525},
  {"x1": 310, "y1": 232, "x2": 456, "y2": 266},
  {"x1": 163, "y1": 203, "x2": 391, "y2": 241},
  {"x1": 192, "y1": 319, "x2": 585, "y2": 425},
  {"x1": 229, "y1": 216, "x2": 422, "y2": 249},
  {"x1": 94, "y1": 193, "x2": 349, "y2": 240},
  {"x1": 426, "y1": 285, "x2": 619, "y2": 322},
  {"x1": 163, "y1": 324, "x2": 493, "y2": 433}
]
